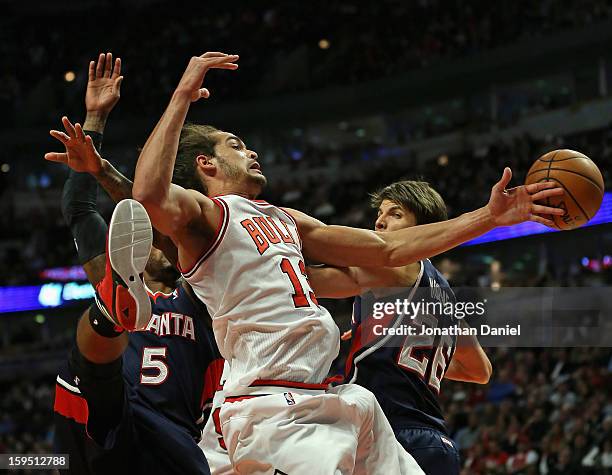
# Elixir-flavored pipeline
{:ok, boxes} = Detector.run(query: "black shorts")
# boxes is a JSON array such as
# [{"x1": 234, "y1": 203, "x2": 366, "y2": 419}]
[
  {"x1": 395, "y1": 427, "x2": 461, "y2": 475},
  {"x1": 52, "y1": 409, "x2": 94, "y2": 475},
  {"x1": 87, "y1": 390, "x2": 210, "y2": 475}
]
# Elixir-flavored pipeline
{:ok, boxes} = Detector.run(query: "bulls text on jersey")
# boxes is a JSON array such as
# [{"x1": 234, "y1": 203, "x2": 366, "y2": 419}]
[{"x1": 240, "y1": 215, "x2": 299, "y2": 255}]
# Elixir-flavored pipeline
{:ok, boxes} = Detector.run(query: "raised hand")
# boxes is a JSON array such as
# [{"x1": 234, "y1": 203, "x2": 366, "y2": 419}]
[
  {"x1": 175, "y1": 52, "x2": 239, "y2": 102},
  {"x1": 45, "y1": 116, "x2": 104, "y2": 175},
  {"x1": 486, "y1": 167, "x2": 564, "y2": 227},
  {"x1": 85, "y1": 52, "x2": 123, "y2": 116}
]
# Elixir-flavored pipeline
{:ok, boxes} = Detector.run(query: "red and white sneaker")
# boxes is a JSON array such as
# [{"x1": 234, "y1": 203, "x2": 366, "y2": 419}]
[{"x1": 95, "y1": 199, "x2": 153, "y2": 331}]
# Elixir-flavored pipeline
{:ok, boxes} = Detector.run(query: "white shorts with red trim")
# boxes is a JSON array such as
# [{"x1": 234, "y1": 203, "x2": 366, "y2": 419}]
[
  {"x1": 199, "y1": 378, "x2": 236, "y2": 475},
  {"x1": 219, "y1": 383, "x2": 425, "y2": 475}
]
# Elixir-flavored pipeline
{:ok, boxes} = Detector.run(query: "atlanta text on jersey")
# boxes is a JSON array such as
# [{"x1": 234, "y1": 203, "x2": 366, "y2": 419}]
[{"x1": 143, "y1": 312, "x2": 196, "y2": 340}]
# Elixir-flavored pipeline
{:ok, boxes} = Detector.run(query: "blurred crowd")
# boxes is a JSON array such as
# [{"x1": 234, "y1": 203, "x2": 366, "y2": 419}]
[
  {"x1": 443, "y1": 347, "x2": 612, "y2": 474},
  {"x1": 3, "y1": 0, "x2": 612, "y2": 124},
  {"x1": 0, "y1": 378, "x2": 54, "y2": 463}
]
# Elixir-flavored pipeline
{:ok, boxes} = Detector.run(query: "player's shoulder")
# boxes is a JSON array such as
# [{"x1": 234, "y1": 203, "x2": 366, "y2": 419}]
[
  {"x1": 421, "y1": 259, "x2": 452, "y2": 289},
  {"x1": 280, "y1": 207, "x2": 324, "y2": 231},
  {"x1": 217, "y1": 194, "x2": 301, "y2": 225},
  {"x1": 185, "y1": 187, "x2": 214, "y2": 206}
]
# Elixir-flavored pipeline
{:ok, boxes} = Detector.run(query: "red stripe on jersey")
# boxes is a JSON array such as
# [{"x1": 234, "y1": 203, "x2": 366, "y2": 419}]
[
  {"x1": 344, "y1": 323, "x2": 363, "y2": 379},
  {"x1": 250, "y1": 379, "x2": 327, "y2": 390},
  {"x1": 323, "y1": 374, "x2": 345, "y2": 385},
  {"x1": 224, "y1": 395, "x2": 260, "y2": 403},
  {"x1": 200, "y1": 358, "x2": 225, "y2": 409},
  {"x1": 180, "y1": 198, "x2": 230, "y2": 277},
  {"x1": 54, "y1": 384, "x2": 88, "y2": 425}
]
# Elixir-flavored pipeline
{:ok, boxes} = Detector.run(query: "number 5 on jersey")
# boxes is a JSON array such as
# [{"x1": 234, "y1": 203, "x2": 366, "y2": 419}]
[{"x1": 141, "y1": 347, "x2": 169, "y2": 385}]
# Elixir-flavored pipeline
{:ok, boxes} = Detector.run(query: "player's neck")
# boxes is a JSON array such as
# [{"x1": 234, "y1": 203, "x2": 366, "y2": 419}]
[
  {"x1": 207, "y1": 182, "x2": 259, "y2": 200},
  {"x1": 400, "y1": 261, "x2": 422, "y2": 287},
  {"x1": 143, "y1": 274, "x2": 175, "y2": 294},
  {"x1": 213, "y1": 191, "x2": 256, "y2": 199}
]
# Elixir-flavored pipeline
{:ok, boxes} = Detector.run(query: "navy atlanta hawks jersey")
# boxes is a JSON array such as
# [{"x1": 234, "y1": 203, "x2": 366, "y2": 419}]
[
  {"x1": 123, "y1": 281, "x2": 223, "y2": 438},
  {"x1": 345, "y1": 259, "x2": 457, "y2": 433},
  {"x1": 54, "y1": 281, "x2": 223, "y2": 443}
]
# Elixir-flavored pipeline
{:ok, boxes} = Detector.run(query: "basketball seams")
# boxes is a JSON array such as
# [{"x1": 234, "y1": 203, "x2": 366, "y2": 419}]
[
  {"x1": 525, "y1": 167, "x2": 604, "y2": 193},
  {"x1": 534, "y1": 176, "x2": 591, "y2": 222},
  {"x1": 537, "y1": 155, "x2": 588, "y2": 162}
]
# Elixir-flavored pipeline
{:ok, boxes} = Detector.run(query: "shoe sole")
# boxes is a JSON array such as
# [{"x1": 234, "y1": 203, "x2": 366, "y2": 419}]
[{"x1": 108, "y1": 199, "x2": 153, "y2": 330}]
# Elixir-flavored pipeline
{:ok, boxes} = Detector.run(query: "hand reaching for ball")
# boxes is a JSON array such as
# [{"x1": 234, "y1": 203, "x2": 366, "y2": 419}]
[{"x1": 487, "y1": 167, "x2": 565, "y2": 228}]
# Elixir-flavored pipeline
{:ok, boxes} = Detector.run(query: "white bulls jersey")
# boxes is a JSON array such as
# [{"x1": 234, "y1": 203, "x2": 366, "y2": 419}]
[{"x1": 182, "y1": 195, "x2": 340, "y2": 397}]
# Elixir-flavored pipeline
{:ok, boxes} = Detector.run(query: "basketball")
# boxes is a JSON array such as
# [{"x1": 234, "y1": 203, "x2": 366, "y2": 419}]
[{"x1": 525, "y1": 149, "x2": 605, "y2": 230}]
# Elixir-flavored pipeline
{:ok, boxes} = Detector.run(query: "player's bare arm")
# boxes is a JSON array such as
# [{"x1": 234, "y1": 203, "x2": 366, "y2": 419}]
[
  {"x1": 132, "y1": 53, "x2": 238, "y2": 267},
  {"x1": 444, "y1": 321, "x2": 492, "y2": 384},
  {"x1": 287, "y1": 168, "x2": 564, "y2": 268},
  {"x1": 307, "y1": 265, "x2": 413, "y2": 298}
]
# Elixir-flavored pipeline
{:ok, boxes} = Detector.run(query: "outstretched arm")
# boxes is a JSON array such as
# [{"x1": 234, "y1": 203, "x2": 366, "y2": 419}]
[
  {"x1": 307, "y1": 265, "x2": 410, "y2": 299},
  {"x1": 288, "y1": 169, "x2": 564, "y2": 268},
  {"x1": 51, "y1": 53, "x2": 123, "y2": 285},
  {"x1": 132, "y1": 53, "x2": 238, "y2": 248}
]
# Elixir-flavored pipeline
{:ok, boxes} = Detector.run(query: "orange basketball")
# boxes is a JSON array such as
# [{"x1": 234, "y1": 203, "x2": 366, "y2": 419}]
[{"x1": 525, "y1": 149, "x2": 604, "y2": 230}]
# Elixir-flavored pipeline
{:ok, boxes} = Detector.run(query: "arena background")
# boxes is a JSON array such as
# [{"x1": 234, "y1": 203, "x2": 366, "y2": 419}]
[{"x1": 1, "y1": 0, "x2": 611, "y2": 473}]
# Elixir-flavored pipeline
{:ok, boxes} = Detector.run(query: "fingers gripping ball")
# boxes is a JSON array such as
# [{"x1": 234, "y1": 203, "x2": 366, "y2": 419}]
[{"x1": 525, "y1": 149, "x2": 605, "y2": 230}]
